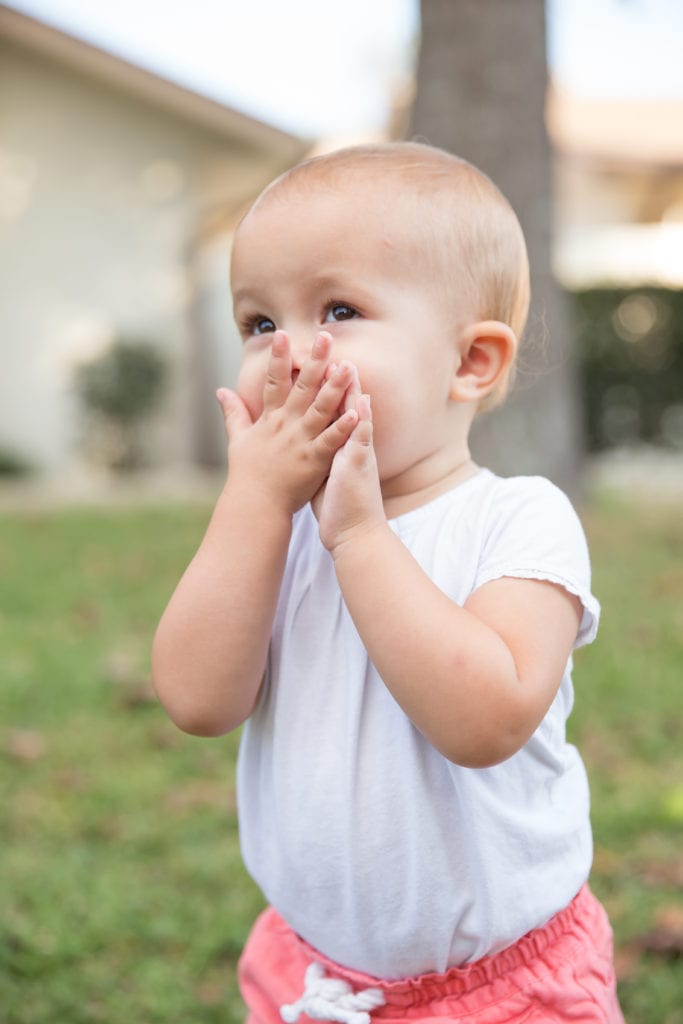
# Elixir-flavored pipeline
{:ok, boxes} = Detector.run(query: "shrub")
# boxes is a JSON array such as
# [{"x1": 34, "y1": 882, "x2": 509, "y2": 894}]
[
  {"x1": 75, "y1": 338, "x2": 168, "y2": 471},
  {"x1": 571, "y1": 287, "x2": 683, "y2": 451},
  {"x1": 0, "y1": 447, "x2": 33, "y2": 477}
]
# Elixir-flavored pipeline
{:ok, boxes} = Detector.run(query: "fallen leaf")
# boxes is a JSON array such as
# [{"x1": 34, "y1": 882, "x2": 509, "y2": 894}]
[
  {"x1": 54, "y1": 767, "x2": 89, "y2": 792},
  {"x1": 5, "y1": 729, "x2": 47, "y2": 762},
  {"x1": 634, "y1": 904, "x2": 683, "y2": 961},
  {"x1": 196, "y1": 980, "x2": 227, "y2": 1006},
  {"x1": 655, "y1": 904, "x2": 683, "y2": 933},
  {"x1": 119, "y1": 680, "x2": 158, "y2": 709},
  {"x1": 149, "y1": 723, "x2": 183, "y2": 749},
  {"x1": 613, "y1": 942, "x2": 640, "y2": 982},
  {"x1": 638, "y1": 858, "x2": 683, "y2": 889},
  {"x1": 592, "y1": 846, "x2": 623, "y2": 874},
  {"x1": 166, "y1": 780, "x2": 235, "y2": 812},
  {"x1": 70, "y1": 601, "x2": 101, "y2": 629},
  {"x1": 102, "y1": 649, "x2": 157, "y2": 709},
  {"x1": 102, "y1": 649, "x2": 138, "y2": 685}
]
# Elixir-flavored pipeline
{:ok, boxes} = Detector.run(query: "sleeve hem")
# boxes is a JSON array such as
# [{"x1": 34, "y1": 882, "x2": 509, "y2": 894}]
[{"x1": 473, "y1": 566, "x2": 601, "y2": 648}]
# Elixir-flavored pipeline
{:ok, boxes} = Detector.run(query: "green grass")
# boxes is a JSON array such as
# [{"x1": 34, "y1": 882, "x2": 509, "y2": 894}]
[
  {"x1": 1, "y1": 494, "x2": 681, "y2": 1022},
  {"x1": 570, "y1": 493, "x2": 683, "y2": 1023},
  {"x1": 0, "y1": 506, "x2": 264, "y2": 1022}
]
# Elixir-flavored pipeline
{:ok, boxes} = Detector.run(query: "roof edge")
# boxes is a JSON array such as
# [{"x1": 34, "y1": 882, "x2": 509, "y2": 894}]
[{"x1": 0, "y1": 3, "x2": 312, "y2": 156}]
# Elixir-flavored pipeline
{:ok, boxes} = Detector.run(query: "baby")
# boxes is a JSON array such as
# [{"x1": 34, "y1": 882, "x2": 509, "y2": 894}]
[{"x1": 153, "y1": 143, "x2": 624, "y2": 1023}]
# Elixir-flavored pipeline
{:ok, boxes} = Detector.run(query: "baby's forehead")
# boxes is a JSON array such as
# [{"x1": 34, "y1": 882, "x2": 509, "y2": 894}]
[
  {"x1": 257, "y1": 158, "x2": 451, "y2": 211},
  {"x1": 233, "y1": 166, "x2": 488, "y2": 310},
  {"x1": 242, "y1": 169, "x2": 451, "y2": 252},
  {"x1": 231, "y1": 182, "x2": 448, "y2": 310}
]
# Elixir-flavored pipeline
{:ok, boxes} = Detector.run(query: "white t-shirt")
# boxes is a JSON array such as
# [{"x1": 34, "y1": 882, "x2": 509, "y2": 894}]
[{"x1": 237, "y1": 470, "x2": 600, "y2": 979}]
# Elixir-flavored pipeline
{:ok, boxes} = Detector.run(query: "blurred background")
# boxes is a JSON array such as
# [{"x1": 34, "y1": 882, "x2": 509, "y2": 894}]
[
  {"x1": 1, "y1": 0, "x2": 682, "y2": 494},
  {"x1": 1, "y1": 2, "x2": 682, "y2": 1022}
]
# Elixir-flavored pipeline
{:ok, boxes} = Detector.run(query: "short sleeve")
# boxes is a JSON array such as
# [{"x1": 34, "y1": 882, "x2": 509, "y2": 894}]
[{"x1": 474, "y1": 476, "x2": 600, "y2": 648}]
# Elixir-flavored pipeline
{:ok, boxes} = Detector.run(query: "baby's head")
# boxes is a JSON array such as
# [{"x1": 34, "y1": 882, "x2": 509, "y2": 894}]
[{"x1": 234, "y1": 142, "x2": 530, "y2": 410}]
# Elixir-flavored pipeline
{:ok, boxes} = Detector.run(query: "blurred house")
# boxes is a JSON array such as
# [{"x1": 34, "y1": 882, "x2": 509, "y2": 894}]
[
  {"x1": 0, "y1": 3, "x2": 309, "y2": 474},
  {"x1": 389, "y1": 76, "x2": 683, "y2": 292},
  {"x1": 547, "y1": 86, "x2": 683, "y2": 288}
]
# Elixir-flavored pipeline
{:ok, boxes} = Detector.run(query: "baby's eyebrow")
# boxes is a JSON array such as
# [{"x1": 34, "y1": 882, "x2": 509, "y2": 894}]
[
  {"x1": 308, "y1": 274, "x2": 378, "y2": 305},
  {"x1": 309, "y1": 271, "x2": 359, "y2": 291},
  {"x1": 231, "y1": 286, "x2": 259, "y2": 305},
  {"x1": 232, "y1": 273, "x2": 378, "y2": 311}
]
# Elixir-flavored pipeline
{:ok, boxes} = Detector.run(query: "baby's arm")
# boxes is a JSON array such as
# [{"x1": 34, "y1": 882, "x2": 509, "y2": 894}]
[
  {"x1": 152, "y1": 332, "x2": 359, "y2": 737},
  {"x1": 319, "y1": 402, "x2": 582, "y2": 769}
]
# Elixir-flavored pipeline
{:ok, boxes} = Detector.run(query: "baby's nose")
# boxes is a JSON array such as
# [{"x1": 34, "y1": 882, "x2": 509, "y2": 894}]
[
  {"x1": 289, "y1": 331, "x2": 331, "y2": 373},
  {"x1": 289, "y1": 334, "x2": 316, "y2": 370}
]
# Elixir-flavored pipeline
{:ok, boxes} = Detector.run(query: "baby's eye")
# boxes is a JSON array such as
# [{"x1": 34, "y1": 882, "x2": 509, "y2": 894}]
[
  {"x1": 324, "y1": 303, "x2": 359, "y2": 323},
  {"x1": 248, "y1": 316, "x2": 276, "y2": 336}
]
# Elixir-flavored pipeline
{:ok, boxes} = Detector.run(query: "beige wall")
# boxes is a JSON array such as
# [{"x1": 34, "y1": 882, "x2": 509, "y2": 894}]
[{"x1": 0, "y1": 36, "x2": 284, "y2": 471}]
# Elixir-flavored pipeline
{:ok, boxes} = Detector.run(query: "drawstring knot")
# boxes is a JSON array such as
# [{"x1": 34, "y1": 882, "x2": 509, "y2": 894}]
[{"x1": 280, "y1": 962, "x2": 385, "y2": 1024}]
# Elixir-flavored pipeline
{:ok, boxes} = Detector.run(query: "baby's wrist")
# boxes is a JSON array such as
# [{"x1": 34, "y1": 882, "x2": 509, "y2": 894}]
[
  {"x1": 327, "y1": 517, "x2": 389, "y2": 563},
  {"x1": 221, "y1": 472, "x2": 297, "y2": 524}
]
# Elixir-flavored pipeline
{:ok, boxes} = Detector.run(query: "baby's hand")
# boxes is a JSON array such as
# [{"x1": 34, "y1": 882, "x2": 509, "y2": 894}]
[
  {"x1": 216, "y1": 331, "x2": 359, "y2": 515},
  {"x1": 315, "y1": 392, "x2": 386, "y2": 556}
]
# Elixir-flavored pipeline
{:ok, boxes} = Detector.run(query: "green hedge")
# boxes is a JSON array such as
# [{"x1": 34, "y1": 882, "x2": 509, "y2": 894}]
[{"x1": 571, "y1": 287, "x2": 683, "y2": 451}]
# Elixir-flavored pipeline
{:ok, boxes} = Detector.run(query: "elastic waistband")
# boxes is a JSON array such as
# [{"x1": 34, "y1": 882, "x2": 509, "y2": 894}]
[{"x1": 291, "y1": 885, "x2": 602, "y2": 1009}]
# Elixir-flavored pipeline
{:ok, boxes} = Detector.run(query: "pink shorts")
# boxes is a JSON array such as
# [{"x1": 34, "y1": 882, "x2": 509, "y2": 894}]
[{"x1": 238, "y1": 885, "x2": 624, "y2": 1023}]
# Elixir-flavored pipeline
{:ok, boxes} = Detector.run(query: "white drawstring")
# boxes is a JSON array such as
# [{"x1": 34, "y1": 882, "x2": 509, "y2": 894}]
[{"x1": 280, "y1": 962, "x2": 385, "y2": 1024}]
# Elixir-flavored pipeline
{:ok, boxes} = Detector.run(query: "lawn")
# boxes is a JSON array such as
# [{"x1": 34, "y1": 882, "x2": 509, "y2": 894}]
[{"x1": 1, "y1": 491, "x2": 681, "y2": 1023}]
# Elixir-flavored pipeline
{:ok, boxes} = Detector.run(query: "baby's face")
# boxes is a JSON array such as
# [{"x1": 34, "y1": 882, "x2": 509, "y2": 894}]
[{"x1": 231, "y1": 184, "x2": 466, "y2": 489}]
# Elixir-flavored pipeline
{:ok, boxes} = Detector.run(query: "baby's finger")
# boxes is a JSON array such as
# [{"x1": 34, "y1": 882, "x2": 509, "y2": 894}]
[
  {"x1": 262, "y1": 331, "x2": 292, "y2": 411},
  {"x1": 215, "y1": 388, "x2": 253, "y2": 442},
  {"x1": 315, "y1": 407, "x2": 359, "y2": 455},
  {"x1": 287, "y1": 332, "x2": 332, "y2": 412},
  {"x1": 348, "y1": 394, "x2": 374, "y2": 454},
  {"x1": 342, "y1": 364, "x2": 362, "y2": 414},
  {"x1": 302, "y1": 361, "x2": 355, "y2": 435},
  {"x1": 357, "y1": 393, "x2": 372, "y2": 422}
]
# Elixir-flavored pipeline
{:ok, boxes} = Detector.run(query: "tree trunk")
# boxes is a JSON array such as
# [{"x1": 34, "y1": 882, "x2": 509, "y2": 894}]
[{"x1": 408, "y1": 0, "x2": 582, "y2": 493}]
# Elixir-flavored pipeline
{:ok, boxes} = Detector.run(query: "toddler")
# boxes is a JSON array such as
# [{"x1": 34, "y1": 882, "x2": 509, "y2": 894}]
[{"x1": 153, "y1": 143, "x2": 624, "y2": 1023}]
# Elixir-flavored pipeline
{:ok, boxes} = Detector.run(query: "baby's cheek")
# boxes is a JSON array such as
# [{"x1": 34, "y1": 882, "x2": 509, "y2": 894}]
[{"x1": 236, "y1": 367, "x2": 265, "y2": 421}]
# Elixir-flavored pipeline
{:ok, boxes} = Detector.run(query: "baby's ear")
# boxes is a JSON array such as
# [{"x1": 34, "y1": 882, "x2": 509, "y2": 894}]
[{"x1": 450, "y1": 321, "x2": 517, "y2": 402}]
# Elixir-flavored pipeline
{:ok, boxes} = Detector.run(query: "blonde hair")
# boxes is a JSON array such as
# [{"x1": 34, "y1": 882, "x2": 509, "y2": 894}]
[{"x1": 245, "y1": 142, "x2": 530, "y2": 408}]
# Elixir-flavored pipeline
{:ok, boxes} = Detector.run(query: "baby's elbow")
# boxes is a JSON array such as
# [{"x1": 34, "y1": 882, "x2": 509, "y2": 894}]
[
  {"x1": 153, "y1": 682, "x2": 241, "y2": 738},
  {"x1": 151, "y1": 657, "x2": 246, "y2": 738},
  {"x1": 437, "y1": 701, "x2": 536, "y2": 769},
  {"x1": 172, "y1": 713, "x2": 234, "y2": 739},
  {"x1": 439, "y1": 737, "x2": 518, "y2": 770},
  {"x1": 451, "y1": 740, "x2": 520, "y2": 770}
]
